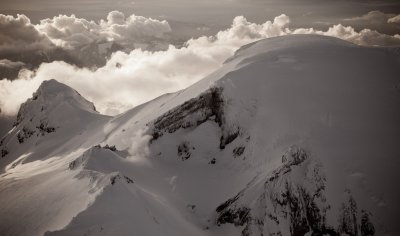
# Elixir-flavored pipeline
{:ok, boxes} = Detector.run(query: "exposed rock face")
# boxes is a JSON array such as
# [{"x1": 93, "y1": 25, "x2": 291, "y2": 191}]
[
  {"x1": 36, "y1": 120, "x2": 56, "y2": 136},
  {"x1": 17, "y1": 127, "x2": 35, "y2": 143},
  {"x1": 215, "y1": 146, "x2": 377, "y2": 236},
  {"x1": 177, "y1": 141, "x2": 192, "y2": 161},
  {"x1": 216, "y1": 146, "x2": 331, "y2": 236},
  {"x1": 338, "y1": 190, "x2": 358, "y2": 236},
  {"x1": 360, "y1": 211, "x2": 375, "y2": 236},
  {"x1": 216, "y1": 146, "x2": 336, "y2": 236},
  {"x1": 233, "y1": 146, "x2": 245, "y2": 158},
  {"x1": 110, "y1": 174, "x2": 134, "y2": 185},
  {"x1": 150, "y1": 87, "x2": 241, "y2": 149},
  {"x1": 1, "y1": 148, "x2": 8, "y2": 157},
  {"x1": 151, "y1": 87, "x2": 224, "y2": 140}
]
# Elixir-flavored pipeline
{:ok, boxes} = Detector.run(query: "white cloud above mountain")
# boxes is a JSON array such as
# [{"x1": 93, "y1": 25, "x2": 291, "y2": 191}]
[
  {"x1": 36, "y1": 11, "x2": 171, "y2": 50},
  {"x1": 1, "y1": 12, "x2": 400, "y2": 116}
]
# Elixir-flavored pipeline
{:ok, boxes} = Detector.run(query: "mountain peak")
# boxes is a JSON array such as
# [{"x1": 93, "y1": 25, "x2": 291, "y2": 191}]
[
  {"x1": 32, "y1": 79, "x2": 93, "y2": 105},
  {"x1": 0, "y1": 80, "x2": 108, "y2": 163},
  {"x1": 14, "y1": 79, "x2": 98, "y2": 127},
  {"x1": 34, "y1": 79, "x2": 71, "y2": 96}
]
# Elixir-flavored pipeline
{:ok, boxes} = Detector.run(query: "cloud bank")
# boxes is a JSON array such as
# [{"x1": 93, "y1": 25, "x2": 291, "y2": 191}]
[
  {"x1": 0, "y1": 14, "x2": 54, "y2": 54},
  {"x1": 1, "y1": 12, "x2": 400, "y2": 117},
  {"x1": 0, "y1": 11, "x2": 171, "y2": 52},
  {"x1": 36, "y1": 11, "x2": 171, "y2": 50}
]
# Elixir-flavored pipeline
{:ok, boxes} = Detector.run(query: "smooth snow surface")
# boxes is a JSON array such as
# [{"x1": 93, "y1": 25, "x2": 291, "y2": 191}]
[{"x1": 0, "y1": 35, "x2": 399, "y2": 236}]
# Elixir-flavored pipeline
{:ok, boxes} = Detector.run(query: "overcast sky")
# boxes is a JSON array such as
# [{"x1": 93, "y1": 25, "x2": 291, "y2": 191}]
[
  {"x1": 0, "y1": 0, "x2": 400, "y2": 136},
  {"x1": 1, "y1": 0, "x2": 400, "y2": 34}
]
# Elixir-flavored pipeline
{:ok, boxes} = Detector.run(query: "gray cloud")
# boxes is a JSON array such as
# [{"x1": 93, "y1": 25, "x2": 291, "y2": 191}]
[
  {"x1": 0, "y1": 11, "x2": 172, "y2": 80},
  {"x1": 388, "y1": 15, "x2": 400, "y2": 24},
  {"x1": 0, "y1": 59, "x2": 25, "y2": 79},
  {"x1": 0, "y1": 14, "x2": 54, "y2": 54},
  {"x1": 0, "y1": 59, "x2": 25, "y2": 69},
  {"x1": 1, "y1": 13, "x2": 399, "y2": 116},
  {"x1": 344, "y1": 11, "x2": 395, "y2": 25},
  {"x1": 340, "y1": 11, "x2": 400, "y2": 36},
  {"x1": 36, "y1": 11, "x2": 171, "y2": 50}
]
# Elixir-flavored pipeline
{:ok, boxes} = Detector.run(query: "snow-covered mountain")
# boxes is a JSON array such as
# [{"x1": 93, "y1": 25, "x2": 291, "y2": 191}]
[{"x1": 0, "y1": 35, "x2": 399, "y2": 236}]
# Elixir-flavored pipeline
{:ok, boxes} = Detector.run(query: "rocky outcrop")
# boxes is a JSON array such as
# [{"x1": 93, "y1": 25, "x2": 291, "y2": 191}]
[
  {"x1": 110, "y1": 174, "x2": 134, "y2": 185},
  {"x1": 150, "y1": 87, "x2": 241, "y2": 149},
  {"x1": 1, "y1": 148, "x2": 8, "y2": 158},
  {"x1": 177, "y1": 141, "x2": 192, "y2": 161},
  {"x1": 216, "y1": 147, "x2": 335, "y2": 235},
  {"x1": 337, "y1": 190, "x2": 358, "y2": 236},
  {"x1": 17, "y1": 127, "x2": 35, "y2": 143},
  {"x1": 216, "y1": 146, "x2": 332, "y2": 236},
  {"x1": 360, "y1": 210, "x2": 375, "y2": 236},
  {"x1": 151, "y1": 87, "x2": 224, "y2": 140},
  {"x1": 215, "y1": 146, "x2": 376, "y2": 236}
]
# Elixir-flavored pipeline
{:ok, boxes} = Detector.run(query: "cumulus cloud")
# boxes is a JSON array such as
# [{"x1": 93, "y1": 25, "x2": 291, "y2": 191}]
[
  {"x1": 36, "y1": 11, "x2": 171, "y2": 50},
  {"x1": 344, "y1": 11, "x2": 395, "y2": 25},
  {"x1": 0, "y1": 60, "x2": 25, "y2": 69},
  {"x1": 0, "y1": 14, "x2": 54, "y2": 54},
  {"x1": 388, "y1": 15, "x2": 400, "y2": 24},
  {"x1": 292, "y1": 24, "x2": 400, "y2": 46},
  {"x1": 0, "y1": 59, "x2": 26, "y2": 80},
  {"x1": 0, "y1": 14, "x2": 290, "y2": 115},
  {"x1": 1, "y1": 13, "x2": 400, "y2": 117},
  {"x1": 0, "y1": 11, "x2": 172, "y2": 80},
  {"x1": 0, "y1": 11, "x2": 171, "y2": 52}
]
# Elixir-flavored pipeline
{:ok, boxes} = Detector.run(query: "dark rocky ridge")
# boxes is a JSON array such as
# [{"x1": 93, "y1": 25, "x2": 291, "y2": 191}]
[
  {"x1": 215, "y1": 146, "x2": 375, "y2": 236},
  {"x1": 150, "y1": 87, "x2": 240, "y2": 149}
]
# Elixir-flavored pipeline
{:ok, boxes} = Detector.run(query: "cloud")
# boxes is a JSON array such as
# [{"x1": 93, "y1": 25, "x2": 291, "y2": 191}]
[
  {"x1": 344, "y1": 11, "x2": 395, "y2": 25},
  {"x1": 0, "y1": 60, "x2": 26, "y2": 80},
  {"x1": 0, "y1": 72, "x2": 44, "y2": 116},
  {"x1": 36, "y1": 11, "x2": 171, "y2": 50},
  {"x1": 0, "y1": 14, "x2": 290, "y2": 115},
  {"x1": 0, "y1": 14, "x2": 54, "y2": 54},
  {"x1": 388, "y1": 15, "x2": 400, "y2": 24},
  {"x1": 0, "y1": 11, "x2": 172, "y2": 80},
  {"x1": 0, "y1": 60, "x2": 25, "y2": 69},
  {"x1": 1, "y1": 13, "x2": 399, "y2": 117},
  {"x1": 292, "y1": 24, "x2": 400, "y2": 46}
]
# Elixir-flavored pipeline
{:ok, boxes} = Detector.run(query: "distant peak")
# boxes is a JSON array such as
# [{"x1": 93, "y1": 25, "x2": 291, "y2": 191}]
[
  {"x1": 14, "y1": 80, "x2": 98, "y2": 126},
  {"x1": 33, "y1": 79, "x2": 79, "y2": 99}
]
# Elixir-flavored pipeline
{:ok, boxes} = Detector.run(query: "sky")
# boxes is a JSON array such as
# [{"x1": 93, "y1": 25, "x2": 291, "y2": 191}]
[{"x1": 0, "y1": 0, "x2": 400, "y2": 135}]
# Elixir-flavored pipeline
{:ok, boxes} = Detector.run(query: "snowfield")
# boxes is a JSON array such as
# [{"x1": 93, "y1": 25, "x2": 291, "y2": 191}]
[{"x1": 0, "y1": 35, "x2": 399, "y2": 236}]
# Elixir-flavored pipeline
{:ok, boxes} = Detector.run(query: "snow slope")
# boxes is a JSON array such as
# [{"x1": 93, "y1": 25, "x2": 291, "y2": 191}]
[{"x1": 0, "y1": 35, "x2": 399, "y2": 236}]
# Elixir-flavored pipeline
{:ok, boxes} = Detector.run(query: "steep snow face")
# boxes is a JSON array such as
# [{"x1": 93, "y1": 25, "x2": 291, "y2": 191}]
[{"x1": 1, "y1": 35, "x2": 400, "y2": 236}]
